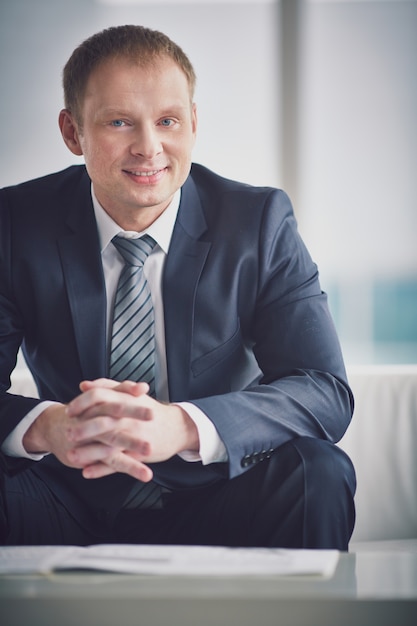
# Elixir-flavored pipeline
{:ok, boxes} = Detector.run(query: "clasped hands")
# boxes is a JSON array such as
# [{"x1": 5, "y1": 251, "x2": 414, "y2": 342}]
[{"x1": 23, "y1": 379, "x2": 199, "y2": 482}]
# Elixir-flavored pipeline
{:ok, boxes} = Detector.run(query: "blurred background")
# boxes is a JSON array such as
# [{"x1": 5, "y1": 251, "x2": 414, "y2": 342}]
[{"x1": 1, "y1": 0, "x2": 416, "y2": 366}]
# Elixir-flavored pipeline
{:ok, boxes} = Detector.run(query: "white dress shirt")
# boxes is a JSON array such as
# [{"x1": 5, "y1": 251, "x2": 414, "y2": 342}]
[{"x1": 2, "y1": 187, "x2": 227, "y2": 465}]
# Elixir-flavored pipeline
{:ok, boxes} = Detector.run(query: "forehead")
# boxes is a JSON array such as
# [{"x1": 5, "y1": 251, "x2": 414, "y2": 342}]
[{"x1": 84, "y1": 55, "x2": 192, "y2": 101}]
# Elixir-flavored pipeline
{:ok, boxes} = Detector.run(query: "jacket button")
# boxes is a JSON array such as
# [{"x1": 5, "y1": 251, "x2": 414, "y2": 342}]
[{"x1": 241, "y1": 455, "x2": 251, "y2": 468}]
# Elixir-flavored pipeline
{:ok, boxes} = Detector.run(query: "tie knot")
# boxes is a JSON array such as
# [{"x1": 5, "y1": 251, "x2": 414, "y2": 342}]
[{"x1": 112, "y1": 234, "x2": 156, "y2": 267}]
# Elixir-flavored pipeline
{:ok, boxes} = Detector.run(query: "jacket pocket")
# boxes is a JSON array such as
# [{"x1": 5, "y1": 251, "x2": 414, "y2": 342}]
[{"x1": 191, "y1": 324, "x2": 243, "y2": 378}]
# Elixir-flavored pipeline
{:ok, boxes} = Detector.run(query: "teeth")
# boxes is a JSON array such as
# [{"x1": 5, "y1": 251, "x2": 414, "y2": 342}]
[{"x1": 131, "y1": 170, "x2": 160, "y2": 177}]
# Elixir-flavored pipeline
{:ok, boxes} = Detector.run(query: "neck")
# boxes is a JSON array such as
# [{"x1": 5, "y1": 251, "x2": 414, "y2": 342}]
[{"x1": 108, "y1": 204, "x2": 168, "y2": 232}]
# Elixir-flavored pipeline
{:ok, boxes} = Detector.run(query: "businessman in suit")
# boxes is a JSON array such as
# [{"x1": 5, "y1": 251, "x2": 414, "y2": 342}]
[{"x1": 0, "y1": 25, "x2": 355, "y2": 548}]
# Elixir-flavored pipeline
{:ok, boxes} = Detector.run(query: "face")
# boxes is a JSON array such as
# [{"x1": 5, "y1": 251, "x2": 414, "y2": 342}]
[{"x1": 59, "y1": 55, "x2": 197, "y2": 230}]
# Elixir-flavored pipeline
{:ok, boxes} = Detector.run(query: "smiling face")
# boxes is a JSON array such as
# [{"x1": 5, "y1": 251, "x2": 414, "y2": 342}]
[{"x1": 59, "y1": 55, "x2": 197, "y2": 230}]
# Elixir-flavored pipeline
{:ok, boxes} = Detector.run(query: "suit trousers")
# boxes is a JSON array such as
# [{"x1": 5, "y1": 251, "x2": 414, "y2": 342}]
[{"x1": 0, "y1": 437, "x2": 356, "y2": 550}]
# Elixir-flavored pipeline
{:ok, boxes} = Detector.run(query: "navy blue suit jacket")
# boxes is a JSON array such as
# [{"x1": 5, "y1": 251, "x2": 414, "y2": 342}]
[{"x1": 0, "y1": 164, "x2": 353, "y2": 505}]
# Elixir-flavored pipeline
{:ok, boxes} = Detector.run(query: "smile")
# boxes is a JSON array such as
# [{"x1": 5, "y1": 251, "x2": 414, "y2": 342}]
[
  {"x1": 123, "y1": 168, "x2": 167, "y2": 185},
  {"x1": 127, "y1": 169, "x2": 164, "y2": 177}
]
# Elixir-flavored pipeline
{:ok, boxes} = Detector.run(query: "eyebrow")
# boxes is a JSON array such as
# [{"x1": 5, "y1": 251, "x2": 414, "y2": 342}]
[{"x1": 97, "y1": 102, "x2": 191, "y2": 117}]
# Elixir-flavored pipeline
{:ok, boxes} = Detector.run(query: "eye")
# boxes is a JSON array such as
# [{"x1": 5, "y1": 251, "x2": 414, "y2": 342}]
[
  {"x1": 160, "y1": 118, "x2": 174, "y2": 127},
  {"x1": 110, "y1": 120, "x2": 126, "y2": 127}
]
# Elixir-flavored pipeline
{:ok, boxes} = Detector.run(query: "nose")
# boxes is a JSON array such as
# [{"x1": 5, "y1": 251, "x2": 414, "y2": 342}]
[{"x1": 130, "y1": 124, "x2": 162, "y2": 159}]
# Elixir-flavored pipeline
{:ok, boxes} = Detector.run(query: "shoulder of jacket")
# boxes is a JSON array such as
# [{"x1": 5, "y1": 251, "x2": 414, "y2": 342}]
[{"x1": 1, "y1": 165, "x2": 88, "y2": 197}]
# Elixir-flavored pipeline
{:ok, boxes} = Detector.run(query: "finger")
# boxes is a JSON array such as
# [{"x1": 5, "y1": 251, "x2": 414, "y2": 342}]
[
  {"x1": 103, "y1": 381, "x2": 150, "y2": 397},
  {"x1": 68, "y1": 402, "x2": 154, "y2": 424},
  {"x1": 103, "y1": 427, "x2": 152, "y2": 457},
  {"x1": 79, "y1": 378, "x2": 118, "y2": 392},
  {"x1": 66, "y1": 441, "x2": 113, "y2": 467},
  {"x1": 67, "y1": 417, "x2": 154, "y2": 462},
  {"x1": 68, "y1": 398, "x2": 154, "y2": 426},
  {"x1": 81, "y1": 462, "x2": 117, "y2": 479},
  {"x1": 67, "y1": 387, "x2": 122, "y2": 417},
  {"x1": 67, "y1": 387, "x2": 153, "y2": 419},
  {"x1": 80, "y1": 379, "x2": 149, "y2": 397},
  {"x1": 82, "y1": 452, "x2": 154, "y2": 482},
  {"x1": 67, "y1": 440, "x2": 152, "y2": 478},
  {"x1": 119, "y1": 381, "x2": 150, "y2": 397},
  {"x1": 66, "y1": 415, "x2": 117, "y2": 443}
]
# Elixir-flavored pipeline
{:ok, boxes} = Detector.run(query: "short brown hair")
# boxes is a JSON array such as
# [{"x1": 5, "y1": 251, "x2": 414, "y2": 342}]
[{"x1": 63, "y1": 24, "x2": 196, "y2": 123}]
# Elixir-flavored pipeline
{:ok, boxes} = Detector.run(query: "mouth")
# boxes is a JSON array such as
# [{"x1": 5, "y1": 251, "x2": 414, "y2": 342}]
[
  {"x1": 123, "y1": 167, "x2": 167, "y2": 185},
  {"x1": 128, "y1": 169, "x2": 163, "y2": 177}
]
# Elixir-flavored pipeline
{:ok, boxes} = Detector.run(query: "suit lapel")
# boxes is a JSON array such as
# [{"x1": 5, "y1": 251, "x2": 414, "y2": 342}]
[
  {"x1": 57, "y1": 172, "x2": 107, "y2": 381},
  {"x1": 55, "y1": 167, "x2": 210, "y2": 394},
  {"x1": 163, "y1": 173, "x2": 211, "y2": 401}
]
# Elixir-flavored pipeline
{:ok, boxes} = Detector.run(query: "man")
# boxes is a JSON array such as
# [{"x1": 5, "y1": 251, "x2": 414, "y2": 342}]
[{"x1": 0, "y1": 25, "x2": 355, "y2": 548}]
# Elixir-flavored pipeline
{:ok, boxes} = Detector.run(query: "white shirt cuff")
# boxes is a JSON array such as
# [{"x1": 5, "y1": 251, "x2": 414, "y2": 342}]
[
  {"x1": 1, "y1": 400, "x2": 228, "y2": 465},
  {"x1": 176, "y1": 402, "x2": 228, "y2": 465},
  {"x1": 1, "y1": 401, "x2": 57, "y2": 460}
]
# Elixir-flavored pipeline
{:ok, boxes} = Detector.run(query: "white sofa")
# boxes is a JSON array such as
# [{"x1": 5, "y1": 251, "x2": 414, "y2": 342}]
[
  {"x1": 340, "y1": 364, "x2": 417, "y2": 552},
  {"x1": 9, "y1": 361, "x2": 417, "y2": 551}
]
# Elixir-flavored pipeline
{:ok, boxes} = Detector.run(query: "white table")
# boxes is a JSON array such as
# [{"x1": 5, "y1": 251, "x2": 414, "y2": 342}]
[{"x1": 1, "y1": 548, "x2": 416, "y2": 626}]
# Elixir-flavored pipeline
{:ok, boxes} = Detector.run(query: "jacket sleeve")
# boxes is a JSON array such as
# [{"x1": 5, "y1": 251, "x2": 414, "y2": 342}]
[
  {"x1": 0, "y1": 192, "x2": 43, "y2": 473},
  {"x1": 190, "y1": 188, "x2": 354, "y2": 479}
]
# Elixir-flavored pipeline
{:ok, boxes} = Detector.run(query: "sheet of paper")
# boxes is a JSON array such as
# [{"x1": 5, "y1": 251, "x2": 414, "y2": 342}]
[{"x1": 0, "y1": 544, "x2": 339, "y2": 577}]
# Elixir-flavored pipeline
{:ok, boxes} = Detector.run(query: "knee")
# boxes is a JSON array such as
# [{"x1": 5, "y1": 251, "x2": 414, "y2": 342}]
[{"x1": 290, "y1": 437, "x2": 356, "y2": 499}]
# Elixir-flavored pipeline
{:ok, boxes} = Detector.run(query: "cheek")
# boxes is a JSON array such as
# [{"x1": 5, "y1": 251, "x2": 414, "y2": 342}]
[
  {"x1": 80, "y1": 131, "x2": 120, "y2": 160},
  {"x1": 82, "y1": 140, "x2": 116, "y2": 172}
]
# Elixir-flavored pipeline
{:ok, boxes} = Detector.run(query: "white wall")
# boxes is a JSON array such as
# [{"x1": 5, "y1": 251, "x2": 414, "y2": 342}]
[
  {"x1": 296, "y1": 0, "x2": 417, "y2": 363},
  {"x1": 298, "y1": 0, "x2": 417, "y2": 281},
  {"x1": 0, "y1": 0, "x2": 280, "y2": 188}
]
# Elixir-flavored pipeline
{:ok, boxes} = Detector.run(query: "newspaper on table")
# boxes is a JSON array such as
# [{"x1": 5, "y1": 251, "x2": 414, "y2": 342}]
[{"x1": 0, "y1": 544, "x2": 339, "y2": 577}]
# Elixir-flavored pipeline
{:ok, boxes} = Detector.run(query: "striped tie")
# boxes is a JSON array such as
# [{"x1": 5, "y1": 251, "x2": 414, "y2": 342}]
[
  {"x1": 110, "y1": 234, "x2": 164, "y2": 510},
  {"x1": 110, "y1": 234, "x2": 157, "y2": 394}
]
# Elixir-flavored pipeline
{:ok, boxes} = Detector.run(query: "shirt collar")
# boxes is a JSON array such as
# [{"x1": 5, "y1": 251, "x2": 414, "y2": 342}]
[{"x1": 91, "y1": 184, "x2": 181, "y2": 255}]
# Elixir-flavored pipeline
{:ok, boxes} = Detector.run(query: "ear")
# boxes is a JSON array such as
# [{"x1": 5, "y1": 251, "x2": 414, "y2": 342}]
[
  {"x1": 59, "y1": 109, "x2": 83, "y2": 156},
  {"x1": 191, "y1": 102, "x2": 198, "y2": 136},
  {"x1": 191, "y1": 102, "x2": 198, "y2": 143}
]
